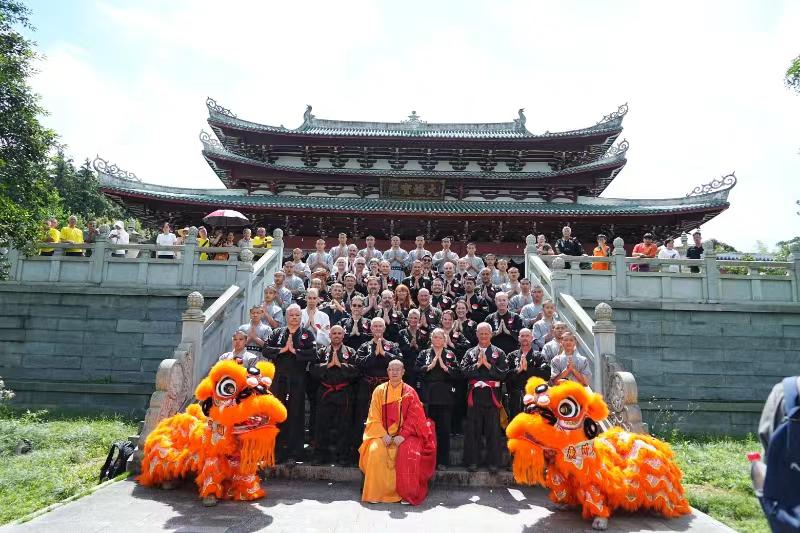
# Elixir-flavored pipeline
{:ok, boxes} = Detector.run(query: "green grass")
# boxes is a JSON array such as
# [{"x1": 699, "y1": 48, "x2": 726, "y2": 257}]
[
  {"x1": 0, "y1": 408, "x2": 138, "y2": 525},
  {"x1": 668, "y1": 434, "x2": 769, "y2": 533}
]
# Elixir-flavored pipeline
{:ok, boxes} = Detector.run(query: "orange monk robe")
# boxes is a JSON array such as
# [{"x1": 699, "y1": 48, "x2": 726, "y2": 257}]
[{"x1": 358, "y1": 381, "x2": 436, "y2": 504}]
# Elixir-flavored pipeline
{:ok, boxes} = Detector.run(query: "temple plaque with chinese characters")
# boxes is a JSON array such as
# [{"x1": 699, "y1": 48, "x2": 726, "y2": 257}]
[{"x1": 380, "y1": 178, "x2": 445, "y2": 200}]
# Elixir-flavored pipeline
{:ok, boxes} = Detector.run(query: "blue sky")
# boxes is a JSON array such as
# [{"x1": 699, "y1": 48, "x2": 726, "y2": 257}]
[{"x1": 25, "y1": 0, "x2": 800, "y2": 250}]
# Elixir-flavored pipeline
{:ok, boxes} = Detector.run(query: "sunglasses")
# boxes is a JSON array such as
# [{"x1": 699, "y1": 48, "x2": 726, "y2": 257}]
[{"x1": 351, "y1": 304, "x2": 363, "y2": 307}]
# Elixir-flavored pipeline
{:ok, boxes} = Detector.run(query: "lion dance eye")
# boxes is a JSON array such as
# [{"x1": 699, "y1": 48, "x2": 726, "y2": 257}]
[
  {"x1": 557, "y1": 398, "x2": 580, "y2": 418},
  {"x1": 216, "y1": 377, "x2": 238, "y2": 398}
]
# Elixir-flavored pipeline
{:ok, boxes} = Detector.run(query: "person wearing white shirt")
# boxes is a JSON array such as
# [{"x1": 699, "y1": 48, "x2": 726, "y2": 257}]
[
  {"x1": 109, "y1": 220, "x2": 129, "y2": 258},
  {"x1": 461, "y1": 242, "x2": 485, "y2": 276},
  {"x1": 155, "y1": 222, "x2": 177, "y2": 259},
  {"x1": 302, "y1": 288, "x2": 330, "y2": 346},
  {"x1": 329, "y1": 233, "x2": 350, "y2": 262},
  {"x1": 358, "y1": 235, "x2": 383, "y2": 261},
  {"x1": 658, "y1": 237, "x2": 681, "y2": 273},
  {"x1": 291, "y1": 248, "x2": 312, "y2": 280},
  {"x1": 407, "y1": 235, "x2": 433, "y2": 266}
]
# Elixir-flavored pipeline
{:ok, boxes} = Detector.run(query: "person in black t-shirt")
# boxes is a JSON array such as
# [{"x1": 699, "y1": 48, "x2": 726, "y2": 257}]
[
  {"x1": 686, "y1": 231, "x2": 704, "y2": 273},
  {"x1": 555, "y1": 226, "x2": 584, "y2": 269}
]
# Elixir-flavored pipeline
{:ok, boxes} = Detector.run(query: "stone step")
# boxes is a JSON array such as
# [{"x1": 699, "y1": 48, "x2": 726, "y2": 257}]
[{"x1": 266, "y1": 464, "x2": 515, "y2": 487}]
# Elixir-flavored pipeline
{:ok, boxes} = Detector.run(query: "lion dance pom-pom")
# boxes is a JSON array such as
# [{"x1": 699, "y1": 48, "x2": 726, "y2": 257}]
[
  {"x1": 506, "y1": 378, "x2": 690, "y2": 530},
  {"x1": 139, "y1": 360, "x2": 287, "y2": 504}
]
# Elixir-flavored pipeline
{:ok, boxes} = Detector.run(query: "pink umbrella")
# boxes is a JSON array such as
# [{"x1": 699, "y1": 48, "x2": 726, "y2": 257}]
[{"x1": 202, "y1": 209, "x2": 249, "y2": 227}]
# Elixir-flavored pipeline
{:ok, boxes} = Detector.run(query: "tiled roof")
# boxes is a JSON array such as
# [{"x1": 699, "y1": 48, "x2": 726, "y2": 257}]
[
  {"x1": 100, "y1": 181, "x2": 729, "y2": 217},
  {"x1": 206, "y1": 99, "x2": 628, "y2": 141}
]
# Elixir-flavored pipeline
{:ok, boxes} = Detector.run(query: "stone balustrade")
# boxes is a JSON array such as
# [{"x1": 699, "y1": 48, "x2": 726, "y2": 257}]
[
  {"x1": 526, "y1": 235, "x2": 800, "y2": 305},
  {"x1": 2, "y1": 226, "x2": 285, "y2": 294}
]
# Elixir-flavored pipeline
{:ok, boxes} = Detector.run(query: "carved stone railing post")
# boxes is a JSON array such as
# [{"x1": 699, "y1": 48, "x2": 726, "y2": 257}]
[
  {"x1": 703, "y1": 241, "x2": 720, "y2": 303},
  {"x1": 127, "y1": 219, "x2": 140, "y2": 258},
  {"x1": 129, "y1": 292, "x2": 205, "y2": 473},
  {"x1": 179, "y1": 227, "x2": 198, "y2": 287},
  {"x1": 594, "y1": 303, "x2": 646, "y2": 434},
  {"x1": 612, "y1": 237, "x2": 627, "y2": 298},
  {"x1": 550, "y1": 256, "x2": 566, "y2": 302},
  {"x1": 90, "y1": 224, "x2": 110, "y2": 284},
  {"x1": 525, "y1": 234, "x2": 537, "y2": 280},
  {"x1": 237, "y1": 248, "x2": 255, "y2": 313},
  {"x1": 788, "y1": 243, "x2": 800, "y2": 303},
  {"x1": 272, "y1": 228, "x2": 284, "y2": 260}
]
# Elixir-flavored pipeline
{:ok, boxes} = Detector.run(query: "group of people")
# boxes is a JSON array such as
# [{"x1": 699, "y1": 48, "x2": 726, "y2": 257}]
[{"x1": 221, "y1": 233, "x2": 594, "y2": 502}]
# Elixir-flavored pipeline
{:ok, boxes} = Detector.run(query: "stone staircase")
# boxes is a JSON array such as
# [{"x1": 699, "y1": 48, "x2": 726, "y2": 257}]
[{"x1": 268, "y1": 434, "x2": 515, "y2": 487}]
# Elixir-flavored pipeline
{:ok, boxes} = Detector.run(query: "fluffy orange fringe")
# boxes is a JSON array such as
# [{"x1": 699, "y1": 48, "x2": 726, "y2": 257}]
[
  {"x1": 139, "y1": 360, "x2": 287, "y2": 501},
  {"x1": 506, "y1": 378, "x2": 690, "y2": 521}
]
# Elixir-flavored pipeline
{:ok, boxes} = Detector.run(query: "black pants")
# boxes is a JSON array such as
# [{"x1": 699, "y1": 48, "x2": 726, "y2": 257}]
[
  {"x1": 273, "y1": 375, "x2": 306, "y2": 459},
  {"x1": 428, "y1": 405, "x2": 452, "y2": 466},
  {"x1": 39, "y1": 251, "x2": 54, "y2": 256},
  {"x1": 451, "y1": 381, "x2": 467, "y2": 434},
  {"x1": 507, "y1": 388, "x2": 525, "y2": 420},
  {"x1": 315, "y1": 397, "x2": 352, "y2": 462},
  {"x1": 306, "y1": 375, "x2": 319, "y2": 446},
  {"x1": 65, "y1": 251, "x2": 83, "y2": 257},
  {"x1": 463, "y1": 404, "x2": 503, "y2": 467}
]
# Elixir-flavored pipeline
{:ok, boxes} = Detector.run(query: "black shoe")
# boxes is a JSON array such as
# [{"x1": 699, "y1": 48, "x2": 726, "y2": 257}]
[
  {"x1": 488, "y1": 464, "x2": 498, "y2": 474},
  {"x1": 467, "y1": 464, "x2": 478, "y2": 472}
]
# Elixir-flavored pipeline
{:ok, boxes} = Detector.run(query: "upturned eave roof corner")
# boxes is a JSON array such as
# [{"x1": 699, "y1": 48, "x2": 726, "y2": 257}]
[
  {"x1": 685, "y1": 172, "x2": 737, "y2": 200},
  {"x1": 596, "y1": 103, "x2": 629, "y2": 128},
  {"x1": 92, "y1": 156, "x2": 140, "y2": 183}
]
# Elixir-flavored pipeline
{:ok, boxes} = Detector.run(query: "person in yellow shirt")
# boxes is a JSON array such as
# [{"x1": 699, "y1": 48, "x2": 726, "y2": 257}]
[
  {"x1": 40, "y1": 218, "x2": 60, "y2": 256},
  {"x1": 592, "y1": 234, "x2": 610, "y2": 271},
  {"x1": 60, "y1": 215, "x2": 84, "y2": 256},
  {"x1": 252, "y1": 227, "x2": 273, "y2": 249},
  {"x1": 197, "y1": 226, "x2": 210, "y2": 260}
]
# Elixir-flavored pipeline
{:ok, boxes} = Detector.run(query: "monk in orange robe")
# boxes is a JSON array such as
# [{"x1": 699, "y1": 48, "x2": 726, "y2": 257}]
[{"x1": 358, "y1": 359, "x2": 436, "y2": 505}]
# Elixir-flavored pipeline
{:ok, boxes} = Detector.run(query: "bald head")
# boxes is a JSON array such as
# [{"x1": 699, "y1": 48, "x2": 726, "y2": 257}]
[{"x1": 387, "y1": 358, "x2": 405, "y2": 384}]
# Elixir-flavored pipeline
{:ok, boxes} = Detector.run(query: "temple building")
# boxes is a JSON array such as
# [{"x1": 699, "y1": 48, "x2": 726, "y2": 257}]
[{"x1": 98, "y1": 98, "x2": 735, "y2": 252}]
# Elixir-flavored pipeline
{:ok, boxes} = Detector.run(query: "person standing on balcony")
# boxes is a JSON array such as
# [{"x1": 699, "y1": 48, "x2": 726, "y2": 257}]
[
  {"x1": 658, "y1": 237, "x2": 681, "y2": 273},
  {"x1": 631, "y1": 232, "x2": 658, "y2": 272},
  {"x1": 83, "y1": 220, "x2": 98, "y2": 257},
  {"x1": 433, "y1": 237, "x2": 459, "y2": 274},
  {"x1": 555, "y1": 226, "x2": 584, "y2": 269},
  {"x1": 197, "y1": 226, "x2": 210, "y2": 260},
  {"x1": 407, "y1": 235, "x2": 432, "y2": 266},
  {"x1": 237, "y1": 228, "x2": 253, "y2": 249},
  {"x1": 156, "y1": 222, "x2": 177, "y2": 259},
  {"x1": 307, "y1": 238, "x2": 332, "y2": 273},
  {"x1": 263, "y1": 304, "x2": 319, "y2": 464},
  {"x1": 252, "y1": 227, "x2": 273, "y2": 249},
  {"x1": 686, "y1": 231, "x2": 704, "y2": 273},
  {"x1": 39, "y1": 218, "x2": 60, "y2": 256},
  {"x1": 592, "y1": 234, "x2": 611, "y2": 271},
  {"x1": 536, "y1": 234, "x2": 555, "y2": 255},
  {"x1": 461, "y1": 242, "x2": 485, "y2": 277},
  {"x1": 108, "y1": 220, "x2": 129, "y2": 258},
  {"x1": 383, "y1": 235, "x2": 409, "y2": 283},
  {"x1": 60, "y1": 215, "x2": 84, "y2": 257}
]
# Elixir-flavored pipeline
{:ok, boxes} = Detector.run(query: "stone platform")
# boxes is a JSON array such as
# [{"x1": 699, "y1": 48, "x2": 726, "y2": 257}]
[
  {"x1": 1, "y1": 478, "x2": 733, "y2": 533},
  {"x1": 269, "y1": 463, "x2": 514, "y2": 487}
]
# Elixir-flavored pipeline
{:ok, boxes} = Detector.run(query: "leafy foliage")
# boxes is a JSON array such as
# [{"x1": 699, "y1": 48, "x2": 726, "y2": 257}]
[
  {"x1": 49, "y1": 149, "x2": 124, "y2": 222},
  {"x1": 0, "y1": 0, "x2": 57, "y2": 256},
  {"x1": 786, "y1": 54, "x2": 800, "y2": 94}
]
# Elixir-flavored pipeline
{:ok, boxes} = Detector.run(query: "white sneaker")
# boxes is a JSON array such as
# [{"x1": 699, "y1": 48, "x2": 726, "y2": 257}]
[{"x1": 400, "y1": 500, "x2": 410, "y2": 505}]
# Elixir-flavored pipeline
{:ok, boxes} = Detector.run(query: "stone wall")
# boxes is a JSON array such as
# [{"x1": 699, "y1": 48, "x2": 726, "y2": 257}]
[
  {"x1": 583, "y1": 301, "x2": 800, "y2": 435},
  {"x1": 0, "y1": 286, "x2": 211, "y2": 416}
]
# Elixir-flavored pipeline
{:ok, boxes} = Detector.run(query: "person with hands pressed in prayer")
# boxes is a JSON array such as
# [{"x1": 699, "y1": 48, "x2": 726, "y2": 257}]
[
  {"x1": 506, "y1": 328, "x2": 550, "y2": 419},
  {"x1": 398, "y1": 309, "x2": 430, "y2": 390},
  {"x1": 415, "y1": 328, "x2": 460, "y2": 470},
  {"x1": 416, "y1": 288, "x2": 442, "y2": 330},
  {"x1": 339, "y1": 295, "x2": 371, "y2": 351},
  {"x1": 402, "y1": 260, "x2": 432, "y2": 304},
  {"x1": 238, "y1": 305, "x2": 271, "y2": 355},
  {"x1": 262, "y1": 304, "x2": 319, "y2": 464},
  {"x1": 550, "y1": 331, "x2": 592, "y2": 386},
  {"x1": 485, "y1": 292, "x2": 523, "y2": 355}
]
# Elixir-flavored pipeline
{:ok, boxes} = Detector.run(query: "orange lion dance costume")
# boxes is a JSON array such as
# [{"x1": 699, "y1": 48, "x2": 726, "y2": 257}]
[
  {"x1": 139, "y1": 360, "x2": 287, "y2": 505},
  {"x1": 506, "y1": 377, "x2": 690, "y2": 530}
]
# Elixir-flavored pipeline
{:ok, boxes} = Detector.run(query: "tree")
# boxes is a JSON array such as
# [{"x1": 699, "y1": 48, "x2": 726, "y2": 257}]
[
  {"x1": 786, "y1": 54, "x2": 800, "y2": 94},
  {"x1": 0, "y1": 0, "x2": 57, "y2": 257},
  {"x1": 49, "y1": 148, "x2": 123, "y2": 222}
]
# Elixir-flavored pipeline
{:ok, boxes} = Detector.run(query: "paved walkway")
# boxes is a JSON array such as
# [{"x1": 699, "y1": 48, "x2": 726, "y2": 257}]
[{"x1": 3, "y1": 478, "x2": 733, "y2": 533}]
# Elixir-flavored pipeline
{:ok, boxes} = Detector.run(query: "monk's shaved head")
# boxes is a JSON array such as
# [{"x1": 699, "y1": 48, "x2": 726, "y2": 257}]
[{"x1": 388, "y1": 359, "x2": 404, "y2": 370}]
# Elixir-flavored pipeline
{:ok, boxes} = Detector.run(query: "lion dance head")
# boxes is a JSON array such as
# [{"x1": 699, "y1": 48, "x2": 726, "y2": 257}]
[
  {"x1": 506, "y1": 377, "x2": 689, "y2": 528},
  {"x1": 139, "y1": 360, "x2": 287, "y2": 503}
]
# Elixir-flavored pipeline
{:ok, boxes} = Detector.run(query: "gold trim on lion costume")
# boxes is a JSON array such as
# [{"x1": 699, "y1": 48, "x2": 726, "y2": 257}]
[
  {"x1": 506, "y1": 377, "x2": 690, "y2": 529},
  {"x1": 138, "y1": 360, "x2": 287, "y2": 501}
]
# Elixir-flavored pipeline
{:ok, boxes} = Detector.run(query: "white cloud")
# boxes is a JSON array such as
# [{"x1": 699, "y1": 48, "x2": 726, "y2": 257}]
[{"x1": 29, "y1": 0, "x2": 800, "y2": 250}]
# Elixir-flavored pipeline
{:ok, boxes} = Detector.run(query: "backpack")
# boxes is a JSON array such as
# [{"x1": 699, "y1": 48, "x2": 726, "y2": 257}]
[
  {"x1": 760, "y1": 376, "x2": 800, "y2": 533},
  {"x1": 99, "y1": 440, "x2": 135, "y2": 483}
]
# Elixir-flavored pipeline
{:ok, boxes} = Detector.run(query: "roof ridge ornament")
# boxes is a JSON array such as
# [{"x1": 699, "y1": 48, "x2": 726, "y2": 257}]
[
  {"x1": 686, "y1": 172, "x2": 737, "y2": 197},
  {"x1": 303, "y1": 105, "x2": 315, "y2": 126},
  {"x1": 92, "y1": 156, "x2": 140, "y2": 182},
  {"x1": 597, "y1": 103, "x2": 629, "y2": 125},
  {"x1": 206, "y1": 97, "x2": 236, "y2": 118},
  {"x1": 401, "y1": 110, "x2": 426, "y2": 131},
  {"x1": 514, "y1": 108, "x2": 527, "y2": 133},
  {"x1": 603, "y1": 139, "x2": 630, "y2": 158},
  {"x1": 199, "y1": 130, "x2": 224, "y2": 151}
]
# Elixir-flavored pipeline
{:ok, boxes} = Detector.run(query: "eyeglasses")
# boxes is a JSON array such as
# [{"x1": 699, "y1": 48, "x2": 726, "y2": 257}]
[
  {"x1": 423, "y1": 258, "x2": 432, "y2": 262},
  {"x1": 351, "y1": 304, "x2": 363, "y2": 308}
]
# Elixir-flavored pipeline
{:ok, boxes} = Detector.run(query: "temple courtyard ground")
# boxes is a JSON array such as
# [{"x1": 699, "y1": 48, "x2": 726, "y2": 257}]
[{"x1": 1, "y1": 477, "x2": 733, "y2": 533}]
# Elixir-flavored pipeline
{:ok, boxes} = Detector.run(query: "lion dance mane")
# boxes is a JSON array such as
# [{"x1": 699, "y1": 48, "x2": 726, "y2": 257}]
[
  {"x1": 506, "y1": 377, "x2": 690, "y2": 525},
  {"x1": 139, "y1": 360, "x2": 287, "y2": 501}
]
